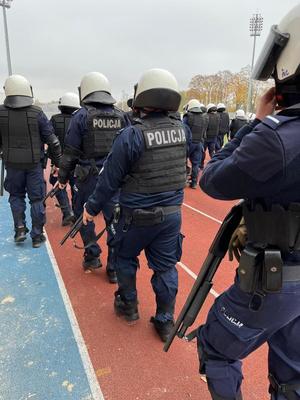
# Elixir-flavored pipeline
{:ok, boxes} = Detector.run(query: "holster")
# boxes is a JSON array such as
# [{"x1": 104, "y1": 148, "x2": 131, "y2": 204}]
[
  {"x1": 131, "y1": 207, "x2": 165, "y2": 227},
  {"x1": 122, "y1": 205, "x2": 180, "y2": 228},
  {"x1": 238, "y1": 246, "x2": 283, "y2": 294},
  {"x1": 237, "y1": 246, "x2": 263, "y2": 293},
  {"x1": 262, "y1": 249, "x2": 283, "y2": 293}
]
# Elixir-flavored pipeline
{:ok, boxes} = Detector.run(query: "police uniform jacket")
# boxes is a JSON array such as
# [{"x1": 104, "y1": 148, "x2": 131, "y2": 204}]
[
  {"x1": 85, "y1": 112, "x2": 192, "y2": 215},
  {"x1": 218, "y1": 111, "x2": 230, "y2": 135},
  {"x1": 200, "y1": 110, "x2": 300, "y2": 262}
]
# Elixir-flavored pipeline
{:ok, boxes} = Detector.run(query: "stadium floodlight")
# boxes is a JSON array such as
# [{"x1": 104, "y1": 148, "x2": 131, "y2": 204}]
[
  {"x1": 247, "y1": 13, "x2": 263, "y2": 114},
  {"x1": 0, "y1": 0, "x2": 13, "y2": 75}
]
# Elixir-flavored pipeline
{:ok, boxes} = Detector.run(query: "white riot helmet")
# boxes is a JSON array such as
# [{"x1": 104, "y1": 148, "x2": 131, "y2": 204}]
[
  {"x1": 236, "y1": 109, "x2": 246, "y2": 118},
  {"x1": 252, "y1": 5, "x2": 300, "y2": 83},
  {"x1": 199, "y1": 103, "x2": 207, "y2": 113},
  {"x1": 217, "y1": 103, "x2": 226, "y2": 111},
  {"x1": 187, "y1": 99, "x2": 203, "y2": 113},
  {"x1": 59, "y1": 92, "x2": 80, "y2": 110},
  {"x1": 79, "y1": 72, "x2": 115, "y2": 105},
  {"x1": 3, "y1": 74, "x2": 33, "y2": 108},
  {"x1": 207, "y1": 103, "x2": 217, "y2": 113},
  {"x1": 133, "y1": 68, "x2": 181, "y2": 111}
]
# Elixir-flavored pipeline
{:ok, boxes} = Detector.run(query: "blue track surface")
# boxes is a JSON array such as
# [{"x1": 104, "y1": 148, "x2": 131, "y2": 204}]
[{"x1": 0, "y1": 187, "x2": 101, "y2": 400}]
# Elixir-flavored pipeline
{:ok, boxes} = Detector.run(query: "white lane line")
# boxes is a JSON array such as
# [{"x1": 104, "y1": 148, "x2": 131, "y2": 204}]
[
  {"x1": 45, "y1": 232, "x2": 105, "y2": 400},
  {"x1": 180, "y1": 203, "x2": 223, "y2": 298},
  {"x1": 178, "y1": 261, "x2": 219, "y2": 298},
  {"x1": 183, "y1": 202, "x2": 222, "y2": 224}
]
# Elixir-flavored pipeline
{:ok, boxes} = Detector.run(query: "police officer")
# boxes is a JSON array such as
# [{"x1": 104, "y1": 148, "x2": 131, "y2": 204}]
[
  {"x1": 0, "y1": 75, "x2": 61, "y2": 247},
  {"x1": 58, "y1": 72, "x2": 129, "y2": 283},
  {"x1": 229, "y1": 109, "x2": 248, "y2": 140},
  {"x1": 215, "y1": 103, "x2": 230, "y2": 151},
  {"x1": 201, "y1": 103, "x2": 220, "y2": 168},
  {"x1": 82, "y1": 68, "x2": 190, "y2": 342},
  {"x1": 197, "y1": 5, "x2": 300, "y2": 399},
  {"x1": 49, "y1": 92, "x2": 80, "y2": 226},
  {"x1": 183, "y1": 99, "x2": 208, "y2": 188}
]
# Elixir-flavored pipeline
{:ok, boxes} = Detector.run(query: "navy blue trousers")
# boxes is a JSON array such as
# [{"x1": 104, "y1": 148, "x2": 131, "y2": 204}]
[
  {"x1": 4, "y1": 164, "x2": 46, "y2": 238},
  {"x1": 202, "y1": 138, "x2": 217, "y2": 168},
  {"x1": 189, "y1": 142, "x2": 204, "y2": 184},
  {"x1": 197, "y1": 277, "x2": 300, "y2": 399},
  {"x1": 110, "y1": 210, "x2": 183, "y2": 322},
  {"x1": 215, "y1": 134, "x2": 225, "y2": 152},
  {"x1": 73, "y1": 173, "x2": 116, "y2": 265}
]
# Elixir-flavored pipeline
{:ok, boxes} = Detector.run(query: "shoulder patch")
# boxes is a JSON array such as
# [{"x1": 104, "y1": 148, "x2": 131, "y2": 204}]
[
  {"x1": 262, "y1": 114, "x2": 299, "y2": 130},
  {"x1": 266, "y1": 115, "x2": 280, "y2": 124}
]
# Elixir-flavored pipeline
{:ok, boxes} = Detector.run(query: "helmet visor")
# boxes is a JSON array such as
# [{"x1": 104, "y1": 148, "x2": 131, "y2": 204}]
[{"x1": 252, "y1": 25, "x2": 290, "y2": 81}]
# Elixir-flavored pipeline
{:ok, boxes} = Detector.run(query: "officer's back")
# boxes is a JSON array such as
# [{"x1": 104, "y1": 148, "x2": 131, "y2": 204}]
[{"x1": 206, "y1": 105, "x2": 220, "y2": 139}]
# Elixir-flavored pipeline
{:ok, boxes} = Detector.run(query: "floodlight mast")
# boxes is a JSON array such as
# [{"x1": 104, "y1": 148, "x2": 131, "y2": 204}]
[
  {"x1": 246, "y1": 13, "x2": 263, "y2": 114},
  {"x1": 0, "y1": 0, "x2": 13, "y2": 75}
]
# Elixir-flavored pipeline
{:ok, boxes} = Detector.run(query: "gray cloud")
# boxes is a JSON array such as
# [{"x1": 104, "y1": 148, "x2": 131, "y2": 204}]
[{"x1": 0, "y1": 0, "x2": 299, "y2": 102}]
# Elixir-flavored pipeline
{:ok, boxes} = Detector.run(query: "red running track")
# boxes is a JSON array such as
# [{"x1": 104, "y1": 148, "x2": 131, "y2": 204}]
[{"x1": 45, "y1": 181, "x2": 269, "y2": 400}]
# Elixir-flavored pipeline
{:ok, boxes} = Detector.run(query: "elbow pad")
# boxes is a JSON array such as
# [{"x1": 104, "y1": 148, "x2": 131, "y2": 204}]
[
  {"x1": 46, "y1": 134, "x2": 62, "y2": 167},
  {"x1": 58, "y1": 145, "x2": 81, "y2": 184}
]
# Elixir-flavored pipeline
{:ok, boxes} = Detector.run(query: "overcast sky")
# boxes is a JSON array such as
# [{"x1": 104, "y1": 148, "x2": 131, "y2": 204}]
[{"x1": 0, "y1": 0, "x2": 299, "y2": 102}]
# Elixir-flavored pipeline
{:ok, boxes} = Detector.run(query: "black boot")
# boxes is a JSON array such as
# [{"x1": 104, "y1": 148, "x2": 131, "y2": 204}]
[
  {"x1": 150, "y1": 317, "x2": 174, "y2": 342},
  {"x1": 32, "y1": 233, "x2": 47, "y2": 248},
  {"x1": 62, "y1": 212, "x2": 76, "y2": 227},
  {"x1": 114, "y1": 292, "x2": 139, "y2": 321},
  {"x1": 14, "y1": 226, "x2": 29, "y2": 243},
  {"x1": 106, "y1": 268, "x2": 117, "y2": 284},
  {"x1": 190, "y1": 181, "x2": 197, "y2": 189},
  {"x1": 82, "y1": 254, "x2": 102, "y2": 272}
]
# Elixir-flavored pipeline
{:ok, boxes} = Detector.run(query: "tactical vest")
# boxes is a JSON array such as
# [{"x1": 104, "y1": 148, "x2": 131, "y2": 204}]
[
  {"x1": 186, "y1": 112, "x2": 208, "y2": 143},
  {"x1": 51, "y1": 113, "x2": 72, "y2": 149},
  {"x1": 0, "y1": 105, "x2": 42, "y2": 169},
  {"x1": 83, "y1": 106, "x2": 126, "y2": 159},
  {"x1": 218, "y1": 112, "x2": 230, "y2": 135},
  {"x1": 122, "y1": 115, "x2": 187, "y2": 194},
  {"x1": 230, "y1": 118, "x2": 248, "y2": 137},
  {"x1": 206, "y1": 113, "x2": 220, "y2": 139}
]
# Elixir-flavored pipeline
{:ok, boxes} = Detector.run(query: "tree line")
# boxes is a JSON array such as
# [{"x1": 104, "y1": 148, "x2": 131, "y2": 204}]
[{"x1": 180, "y1": 65, "x2": 272, "y2": 113}]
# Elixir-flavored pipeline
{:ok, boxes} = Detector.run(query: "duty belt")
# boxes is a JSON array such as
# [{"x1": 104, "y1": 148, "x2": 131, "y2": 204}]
[
  {"x1": 122, "y1": 205, "x2": 181, "y2": 227},
  {"x1": 238, "y1": 246, "x2": 300, "y2": 294}
]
